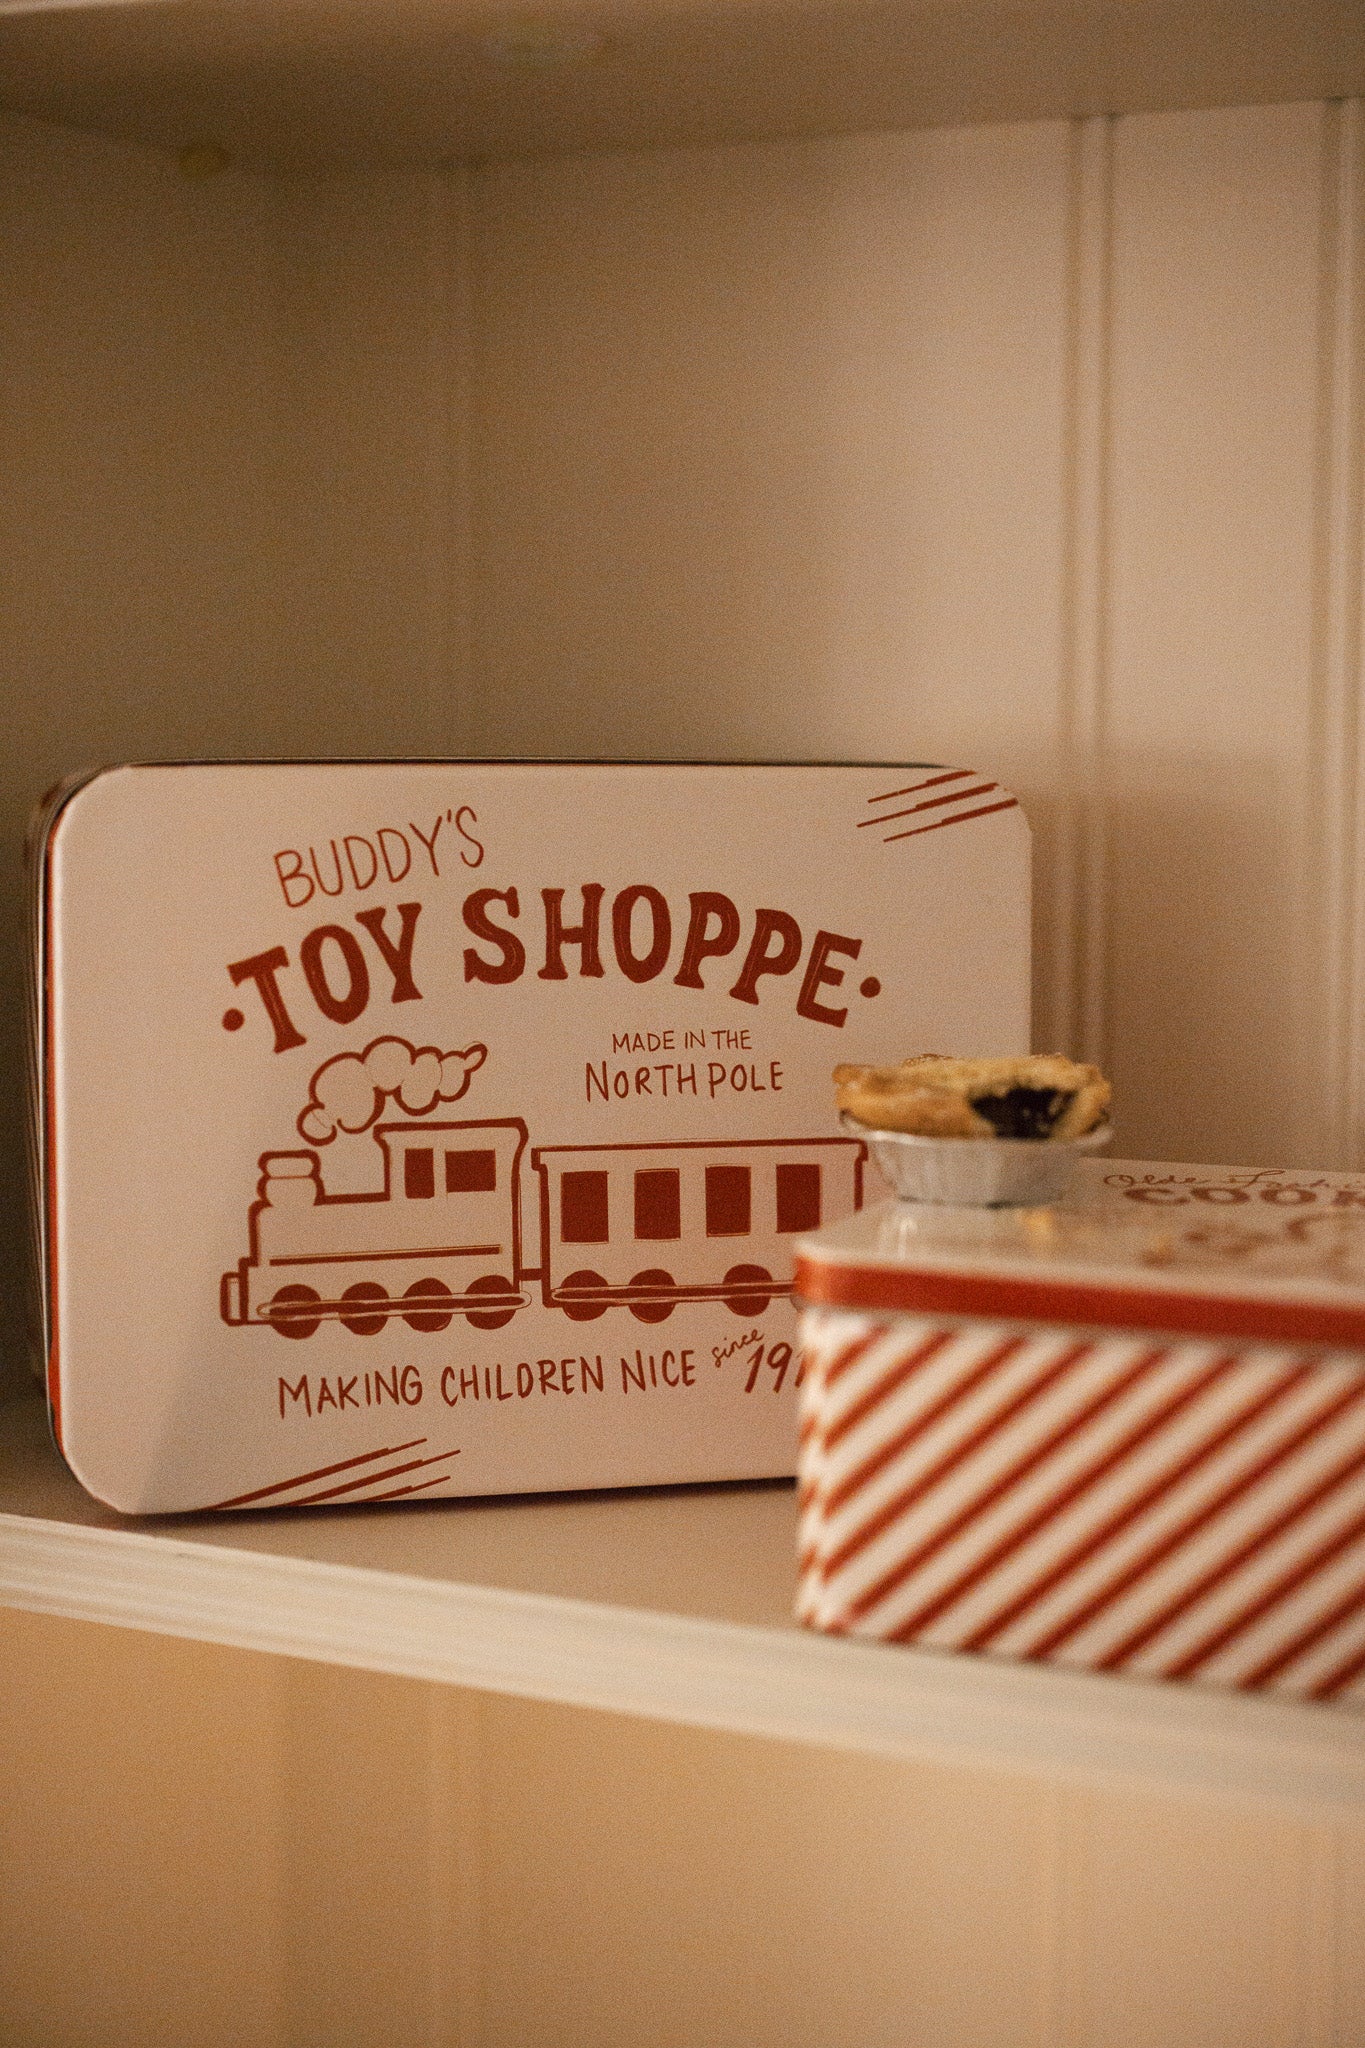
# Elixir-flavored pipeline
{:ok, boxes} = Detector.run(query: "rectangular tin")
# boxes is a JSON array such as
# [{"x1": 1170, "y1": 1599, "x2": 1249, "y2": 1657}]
[
  {"x1": 33, "y1": 760, "x2": 1029, "y2": 1514},
  {"x1": 794, "y1": 1161, "x2": 1365, "y2": 1710}
]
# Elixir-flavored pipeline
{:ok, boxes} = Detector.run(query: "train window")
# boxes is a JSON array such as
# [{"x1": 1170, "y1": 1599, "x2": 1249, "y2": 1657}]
[
  {"x1": 705, "y1": 1164, "x2": 751, "y2": 1236},
  {"x1": 446, "y1": 1148, "x2": 497, "y2": 1193},
  {"x1": 776, "y1": 1161, "x2": 821, "y2": 1232},
  {"x1": 561, "y1": 1170, "x2": 609, "y2": 1243},
  {"x1": 404, "y1": 1148, "x2": 436, "y2": 1200},
  {"x1": 634, "y1": 1168, "x2": 681, "y2": 1240}
]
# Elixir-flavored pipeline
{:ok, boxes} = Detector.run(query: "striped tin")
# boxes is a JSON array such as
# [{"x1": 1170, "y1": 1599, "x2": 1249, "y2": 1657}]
[{"x1": 794, "y1": 1159, "x2": 1365, "y2": 1710}]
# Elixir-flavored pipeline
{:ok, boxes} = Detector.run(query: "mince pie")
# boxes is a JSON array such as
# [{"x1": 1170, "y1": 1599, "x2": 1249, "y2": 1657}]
[{"x1": 834, "y1": 1053, "x2": 1110, "y2": 1141}]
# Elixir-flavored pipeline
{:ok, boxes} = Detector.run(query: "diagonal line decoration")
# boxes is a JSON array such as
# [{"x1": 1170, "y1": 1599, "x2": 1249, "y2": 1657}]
[
  {"x1": 824, "y1": 1327, "x2": 895, "y2": 1391},
  {"x1": 840, "y1": 1344, "x2": 1170, "y2": 1623},
  {"x1": 1095, "y1": 1400, "x2": 1365, "y2": 1673},
  {"x1": 864, "y1": 769, "x2": 976, "y2": 807},
  {"x1": 884, "y1": 798, "x2": 1021, "y2": 843},
  {"x1": 860, "y1": 781, "x2": 996, "y2": 830},
  {"x1": 1311, "y1": 1635, "x2": 1365, "y2": 1701},
  {"x1": 820, "y1": 1339, "x2": 1099, "y2": 1588},
  {"x1": 823, "y1": 1334, "x2": 1029, "y2": 1513},
  {"x1": 963, "y1": 1356, "x2": 1316, "y2": 1653},
  {"x1": 1025, "y1": 1371, "x2": 1365, "y2": 1663},
  {"x1": 279, "y1": 1446, "x2": 463, "y2": 1509},
  {"x1": 1235, "y1": 1574, "x2": 1365, "y2": 1693},
  {"x1": 208, "y1": 1438, "x2": 430, "y2": 1510},
  {"x1": 797, "y1": 1326, "x2": 890, "y2": 1520},
  {"x1": 802, "y1": 1330, "x2": 993, "y2": 1553},
  {"x1": 821, "y1": 1329, "x2": 960, "y2": 1456},
  {"x1": 1161, "y1": 1496, "x2": 1365, "y2": 1681},
  {"x1": 364, "y1": 1473, "x2": 460, "y2": 1503},
  {"x1": 859, "y1": 771, "x2": 1020, "y2": 844},
  {"x1": 823, "y1": 1339, "x2": 1107, "y2": 1590},
  {"x1": 886, "y1": 1352, "x2": 1237, "y2": 1644}
]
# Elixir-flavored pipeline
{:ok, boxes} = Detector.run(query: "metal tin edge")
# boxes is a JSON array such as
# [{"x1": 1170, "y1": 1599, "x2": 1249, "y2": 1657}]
[
  {"x1": 792, "y1": 1252, "x2": 1365, "y2": 1350},
  {"x1": 27, "y1": 764, "x2": 113, "y2": 1456}
]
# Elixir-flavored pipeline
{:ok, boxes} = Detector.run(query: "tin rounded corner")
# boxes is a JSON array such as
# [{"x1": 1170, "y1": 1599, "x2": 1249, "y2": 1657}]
[
  {"x1": 43, "y1": 1412, "x2": 162, "y2": 1520},
  {"x1": 37, "y1": 762, "x2": 148, "y2": 864},
  {"x1": 39, "y1": 1328, "x2": 156, "y2": 1518},
  {"x1": 995, "y1": 784, "x2": 1032, "y2": 850}
]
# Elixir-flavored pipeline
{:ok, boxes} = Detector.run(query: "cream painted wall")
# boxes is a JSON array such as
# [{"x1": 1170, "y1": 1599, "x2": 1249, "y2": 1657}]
[
  {"x1": 3, "y1": 92, "x2": 1364, "y2": 2048},
  {"x1": 3, "y1": 96, "x2": 1363, "y2": 1382},
  {"x1": 5, "y1": 1605, "x2": 1365, "y2": 2048},
  {"x1": 0, "y1": 119, "x2": 471, "y2": 1393},
  {"x1": 466, "y1": 101, "x2": 1364, "y2": 1174}
]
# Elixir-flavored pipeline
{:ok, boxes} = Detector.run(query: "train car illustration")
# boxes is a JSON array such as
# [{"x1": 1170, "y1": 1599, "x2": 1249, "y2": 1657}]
[
  {"x1": 532, "y1": 1138, "x2": 862, "y2": 1323},
  {"x1": 221, "y1": 1118, "x2": 865, "y2": 1338}
]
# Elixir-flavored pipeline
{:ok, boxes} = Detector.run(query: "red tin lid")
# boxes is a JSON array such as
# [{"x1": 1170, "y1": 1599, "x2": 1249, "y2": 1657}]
[{"x1": 795, "y1": 1159, "x2": 1365, "y2": 1350}]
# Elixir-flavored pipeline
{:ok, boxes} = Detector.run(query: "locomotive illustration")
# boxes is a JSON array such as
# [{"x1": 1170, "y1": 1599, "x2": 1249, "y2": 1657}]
[{"x1": 219, "y1": 1038, "x2": 867, "y2": 1338}]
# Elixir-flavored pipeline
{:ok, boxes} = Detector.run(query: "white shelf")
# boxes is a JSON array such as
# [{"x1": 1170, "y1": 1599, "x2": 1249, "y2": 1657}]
[
  {"x1": 3, "y1": 1390, "x2": 1364, "y2": 1808},
  {"x1": 0, "y1": 0, "x2": 1361, "y2": 172}
]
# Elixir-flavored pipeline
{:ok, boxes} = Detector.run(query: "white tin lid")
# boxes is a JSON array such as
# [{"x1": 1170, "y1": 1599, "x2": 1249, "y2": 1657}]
[
  {"x1": 795, "y1": 1159, "x2": 1365, "y2": 1348},
  {"x1": 37, "y1": 759, "x2": 1030, "y2": 1512}
]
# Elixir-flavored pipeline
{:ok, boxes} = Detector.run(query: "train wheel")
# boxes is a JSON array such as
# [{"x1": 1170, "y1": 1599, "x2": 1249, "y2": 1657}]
[
  {"x1": 722, "y1": 1264, "x2": 773, "y2": 1316},
  {"x1": 402, "y1": 1278, "x2": 455, "y2": 1333},
  {"x1": 628, "y1": 1269, "x2": 675, "y2": 1323},
  {"x1": 339, "y1": 1282, "x2": 389, "y2": 1335},
  {"x1": 466, "y1": 1275, "x2": 519, "y2": 1331},
  {"x1": 559, "y1": 1270, "x2": 609, "y2": 1321},
  {"x1": 268, "y1": 1284, "x2": 322, "y2": 1339}
]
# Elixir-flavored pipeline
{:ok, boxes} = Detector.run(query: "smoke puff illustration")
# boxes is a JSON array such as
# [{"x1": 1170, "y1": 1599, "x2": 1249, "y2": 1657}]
[{"x1": 298, "y1": 1037, "x2": 488, "y2": 1143}]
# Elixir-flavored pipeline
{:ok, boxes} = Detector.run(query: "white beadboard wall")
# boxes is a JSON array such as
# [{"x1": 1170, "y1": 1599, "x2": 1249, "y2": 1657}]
[
  {"x1": 3, "y1": 93, "x2": 1365, "y2": 2048},
  {"x1": 5, "y1": 1605, "x2": 1365, "y2": 2048},
  {"x1": 2, "y1": 96, "x2": 1364, "y2": 1377},
  {"x1": 466, "y1": 100, "x2": 1365, "y2": 1172}
]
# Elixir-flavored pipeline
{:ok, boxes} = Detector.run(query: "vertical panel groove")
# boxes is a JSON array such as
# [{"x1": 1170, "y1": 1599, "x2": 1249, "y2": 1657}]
[
  {"x1": 427, "y1": 1685, "x2": 456, "y2": 2047},
  {"x1": 1314, "y1": 101, "x2": 1365, "y2": 1169},
  {"x1": 421, "y1": 169, "x2": 474, "y2": 756},
  {"x1": 1053, "y1": 115, "x2": 1114, "y2": 1073},
  {"x1": 427, "y1": 1687, "x2": 486, "y2": 2048},
  {"x1": 1302, "y1": 1818, "x2": 1337, "y2": 2048},
  {"x1": 467, "y1": 161, "x2": 492, "y2": 762},
  {"x1": 1039, "y1": 1784, "x2": 1069, "y2": 2048}
]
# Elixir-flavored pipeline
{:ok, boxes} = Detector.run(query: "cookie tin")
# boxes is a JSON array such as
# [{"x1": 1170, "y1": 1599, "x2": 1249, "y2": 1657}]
[
  {"x1": 795, "y1": 1159, "x2": 1365, "y2": 1710},
  {"x1": 32, "y1": 760, "x2": 1029, "y2": 1514}
]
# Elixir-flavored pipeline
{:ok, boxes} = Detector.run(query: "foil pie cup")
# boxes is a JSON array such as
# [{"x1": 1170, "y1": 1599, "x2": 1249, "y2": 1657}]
[{"x1": 843, "y1": 1113, "x2": 1112, "y2": 1207}]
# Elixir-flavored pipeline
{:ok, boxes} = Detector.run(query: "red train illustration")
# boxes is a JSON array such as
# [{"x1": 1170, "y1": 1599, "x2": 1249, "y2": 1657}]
[{"x1": 220, "y1": 1117, "x2": 867, "y2": 1338}]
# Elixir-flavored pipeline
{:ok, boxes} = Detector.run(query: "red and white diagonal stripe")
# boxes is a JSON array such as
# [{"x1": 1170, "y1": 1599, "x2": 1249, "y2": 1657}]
[{"x1": 796, "y1": 1307, "x2": 1365, "y2": 1709}]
